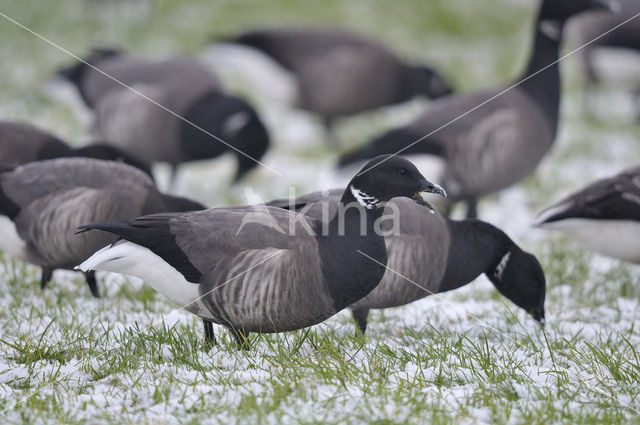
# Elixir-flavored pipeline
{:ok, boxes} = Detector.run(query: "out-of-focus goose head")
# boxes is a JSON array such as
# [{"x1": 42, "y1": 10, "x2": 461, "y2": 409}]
[
  {"x1": 410, "y1": 65, "x2": 453, "y2": 99},
  {"x1": 486, "y1": 245, "x2": 547, "y2": 325},
  {"x1": 179, "y1": 92, "x2": 270, "y2": 184},
  {"x1": 347, "y1": 155, "x2": 446, "y2": 209}
]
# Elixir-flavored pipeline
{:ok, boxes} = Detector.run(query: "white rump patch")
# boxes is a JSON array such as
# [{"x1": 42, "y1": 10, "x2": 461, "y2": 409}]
[
  {"x1": 350, "y1": 185, "x2": 381, "y2": 209},
  {"x1": 493, "y1": 251, "x2": 511, "y2": 281},
  {"x1": 78, "y1": 241, "x2": 213, "y2": 318}
]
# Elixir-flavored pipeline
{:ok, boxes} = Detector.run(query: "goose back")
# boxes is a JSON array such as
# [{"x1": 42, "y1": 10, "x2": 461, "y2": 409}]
[
  {"x1": 0, "y1": 122, "x2": 71, "y2": 166},
  {"x1": 233, "y1": 28, "x2": 445, "y2": 118},
  {"x1": 1, "y1": 158, "x2": 154, "y2": 211}
]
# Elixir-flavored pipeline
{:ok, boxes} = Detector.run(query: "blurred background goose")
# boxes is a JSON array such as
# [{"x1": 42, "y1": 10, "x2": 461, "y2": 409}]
[
  {"x1": 77, "y1": 156, "x2": 446, "y2": 345},
  {"x1": 225, "y1": 27, "x2": 452, "y2": 134},
  {"x1": 268, "y1": 190, "x2": 546, "y2": 335},
  {"x1": 0, "y1": 158, "x2": 205, "y2": 297},
  {"x1": 58, "y1": 50, "x2": 271, "y2": 186},
  {"x1": 570, "y1": 0, "x2": 640, "y2": 87},
  {"x1": 536, "y1": 165, "x2": 640, "y2": 263},
  {"x1": 339, "y1": 0, "x2": 614, "y2": 218},
  {"x1": 0, "y1": 120, "x2": 152, "y2": 175}
]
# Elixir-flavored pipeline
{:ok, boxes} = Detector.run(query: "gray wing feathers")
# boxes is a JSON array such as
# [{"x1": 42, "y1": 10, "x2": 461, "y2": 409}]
[
  {"x1": 15, "y1": 187, "x2": 147, "y2": 267},
  {"x1": 408, "y1": 89, "x2": 553, "y2": 196},
  {"x1": 352, "y1": 198, "x2": 450, "y2": 309},
  {"x1": 171, "y1": 207, "x2": 332, "y2": 332}
]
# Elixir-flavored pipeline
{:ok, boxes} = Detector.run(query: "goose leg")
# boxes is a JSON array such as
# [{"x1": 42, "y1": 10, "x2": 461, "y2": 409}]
[
  {"x1": 203, "y1": 319, "x2": 216, "y2": 347},
  {"x1": 39, "y1": 267, "x2": 53, "y2": 291},
  {"x1": 465, "y1": 198, "x2": 478, "y2": 219},
  {"x1": 351, "y1": 308, "x2": 370, "y2": 336},
  {"x1": 228, "y1": 327, "x2": 250, "y2": 349},
  {"x1": 84, "y1": 271, "x2": 100, "y2": 298}
]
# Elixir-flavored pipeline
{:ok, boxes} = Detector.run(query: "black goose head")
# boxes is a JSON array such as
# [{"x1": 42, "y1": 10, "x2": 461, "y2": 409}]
[
  {"x1": 347, "y1": 155, "x2": 446, "y2": 209},
  {"x1": 487, "y1": 245, "x2": 547, "y2": 325},
  {"x1": 72, "y1": 144, "x2": 154, "y2": 178},
  {"x1": 540, "y1": 0, "x2": 614, "y2": 23},
  {"x1": 410, "y1": 65, "x2": 453, "y2": 99},
  {"x1": 180, "y1": 91, "x2": 270, "y2": 183}
]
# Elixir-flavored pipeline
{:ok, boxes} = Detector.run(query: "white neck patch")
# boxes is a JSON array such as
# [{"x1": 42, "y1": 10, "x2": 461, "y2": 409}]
[
  {"x1": 493, "y1": 251, "x2": 511, "y2": 281},
  {"x1": 350, "y1": 185, "x2": 381, "y2": 209},
  {"x1": 540, "y1": 20, "x2": 562, "y2": 41}
]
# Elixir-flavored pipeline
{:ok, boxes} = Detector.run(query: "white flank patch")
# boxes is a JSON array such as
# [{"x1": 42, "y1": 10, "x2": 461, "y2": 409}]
[
  {"x1": 493, "y1": 251, "x2": 511, "y2": 281},
  {"x1": 350, "y1": 185, "x2": 380, "y2": 209},
  {"x1": 539, "y1": 218, "x2": 640, "y2": 263},
  {"x1": 0, "y1": 216, "x2": 28, "y2": 262},
  {"x1": 78, "y1": 241, "x2": 213, "y2": 318}
]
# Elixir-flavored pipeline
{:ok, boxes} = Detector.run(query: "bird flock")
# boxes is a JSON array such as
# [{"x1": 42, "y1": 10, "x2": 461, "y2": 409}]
[{"x1": 1, "y1": 0, "x2": 639, "y2": 350}]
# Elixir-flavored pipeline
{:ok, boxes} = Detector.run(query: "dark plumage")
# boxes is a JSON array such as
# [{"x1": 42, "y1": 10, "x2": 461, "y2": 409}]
[
  {"x1": 231, "y1": 28, "x2": 452, "y2": 130},
  {"x1": 77, "y1": 155, "x2": 446, "y2": 346},
  {"x1": 536, "y1": 165, "x2": 640, "y2": 263},
  {"x1": 0, "y1": 121, "x2": 152, "y2": 177},
  {"x1": 0, "y1": 158, "x2": 205, "y2": 297},
  {"x1": 339, "y1": 0, "x2": 613, "y2": 218},
  {"x1": 58, "y1": 51, "x2": 270, "y2": 183},
  {"x1": 268, "y1": 189, "x2": 546, "y2": 335}
]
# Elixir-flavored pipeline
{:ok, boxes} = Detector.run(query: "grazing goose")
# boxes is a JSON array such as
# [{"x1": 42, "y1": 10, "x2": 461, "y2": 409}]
[
  {"x1": 230, "y1": 27, "x2": 452, "y2": 131},
  {"x1": 339, "y1": 0, "x2": 613, "y2": 218},
  {"x1": 0, "y1": 158, "x2": 205, "y2": 297},
  {"x1": 76, "y1": 155, "x2": 446, "y2": 345},
  {"x1": 0, "y1": 120, "x2": 152, "y2": 176},
  {"x1": 58, "y1": 51, "x2": 270, "y2": 183},
  {"x1": 268, "y1": 189, "x2": 546, "y2": 335},
  {"x1": 536, "y1": 166, "x2": 640, "y2": 263}
]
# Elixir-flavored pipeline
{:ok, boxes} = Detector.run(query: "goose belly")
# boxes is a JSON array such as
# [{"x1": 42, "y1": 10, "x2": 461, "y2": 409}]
[
  {"x1": 202, "y1": 248, "x2": 335, "y2": 333},
  {"x1": 542, "y1": 218, "x2": 640, "y2": 263}
]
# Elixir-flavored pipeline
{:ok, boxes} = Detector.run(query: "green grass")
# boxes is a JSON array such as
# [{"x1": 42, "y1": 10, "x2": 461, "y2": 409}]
[{"x1": 1, "y1": 0, "x2": 640, "y2": 423}]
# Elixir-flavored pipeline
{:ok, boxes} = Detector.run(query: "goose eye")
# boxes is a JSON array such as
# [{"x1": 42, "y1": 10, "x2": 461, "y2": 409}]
[{"x1": 398, "y1": 168, "x2": 408, "y2": 176}]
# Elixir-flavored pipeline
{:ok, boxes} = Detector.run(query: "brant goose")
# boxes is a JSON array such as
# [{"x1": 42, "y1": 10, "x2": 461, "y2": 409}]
[
  {"x1": 0, "y1": 121, "x2": 152, "y2": 176},
  {"x1": 339, "y1": 0, "x2": 614, "y2": 218},
  {"x1": 268, "y1": 189, "x2": 546, "y2": 335},
  {"x1": 58, "y1": 51, "x2": 270, "y2": 184},
  {"x1": 0, "y1": 158, "x2": 205, "y2": 297},
  {"x1": 536, "y1": 165, "x2": 640, "y2": 263},
  {"x1": 230, "y1": 28, "x2": 452, "y2": 131},
  {"x1": 77, "y1": 155, "x2": 446, "y2": 345}
]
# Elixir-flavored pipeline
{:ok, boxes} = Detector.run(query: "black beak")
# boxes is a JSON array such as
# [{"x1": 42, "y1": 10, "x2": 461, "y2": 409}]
[
  {"x1": 532, "y1": 308, "x2": 546, "y2": 327},
  {"x1": 411, "y1": 179, "x2": 447, "y2": 213}
]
